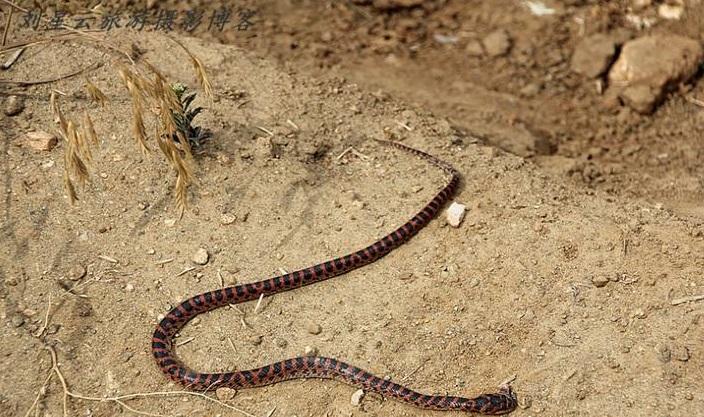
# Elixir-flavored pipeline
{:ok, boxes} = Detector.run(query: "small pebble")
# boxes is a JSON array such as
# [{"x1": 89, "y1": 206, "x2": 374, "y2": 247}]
[
  {"x1": 249, "y1": 335, "x2": 263, "y2": 346},
  {"x1": 68, "y1": 264, "x2": 87, "y2": 281},
  {"x1": 164, "y1": 218, "x2": 177, "y2": 227},
  {"x1": 446, "y1": 202, "x2": 467, "y2": 227},
  {"x1": 11, "y1": 315, "x2": 25, "y2": 327},
  {"x1": 221, "y1": 213, "x2": 237, "y2": 225},
  {"x1": 306, "y1": 322, "x2": 322, "y2": 335},
  {"x1": 192, "y1": 248, "x2": 209, "y2": 265},
  {"x1": 215, "y1": 387, "x2": 237, "y2": 401},
  {"x1": 125, "y1": 283, "x2": 135, "y2": 292},
  {"x1": 121, "y1": 351, "x2": 134, "y2": 362},
  {"x1": 5, "y1": 95, "x2": 25, "y2": 116},
  {"x1": 304, "y1": 346, "x2": 318, "y2": 356},
  {"x1": 351, "y1": 389, "x2": 365, "y2": 406},
  {"x1": 23, "y1": 131, "x2": 58, "y2": 151},
  {"x1": 591, "y1": 275, "x2": 609, "y2": 288}
]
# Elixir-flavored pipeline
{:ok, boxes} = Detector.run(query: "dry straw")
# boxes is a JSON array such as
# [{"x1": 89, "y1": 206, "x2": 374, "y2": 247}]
[{"x1": 2, "y1": 0, "x2": 213, "y2": 215}]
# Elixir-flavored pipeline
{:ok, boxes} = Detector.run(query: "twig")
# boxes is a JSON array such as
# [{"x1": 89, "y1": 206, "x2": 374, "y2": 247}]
[
  {"x1": 2, "y1": 5, "x2": 12, "y2": 47},
  {"x1": 286, "y1": 119, "x2": 299, "y2": 131},
  {"x1": 400, "y1": 358, "x2": 427, "y2": 383},
  {"x1": 176, "y1": 337, "x2": 195, "y2": 347},
  {"x1": 336, "y1": 147, "x2": 370, "y2": 161},
  {"x1": 227, "y1": 336, "x2": 237, "y2": 354},
  {"x1": 155, "y1": 258, "x2": 175, "y2": 265},
  {"x1": 22, "y1": 371, "x2": 53, "y2": 417},
  {"x1": 685, "y1": 95, "x2": 704, "y2": 108},
  {"x1": 671, "y1": 294, "x2": 704, "y2": 306},
  {"x1": 253, "y1": 293, "x2": 265, "y2": 314},
  {"x1": 176, "y1": 266, "x2": 196, "y2": 277},
  {"x1": 0, "y1": 62, "x2": 102, "y2": 86},
  {"x1": 44, "y1": 345, "x2": 258, "y2": 417},
  {"x1": 395, "y1": 120, "x2": 412, "y2": 131},
  {"x1": 257, "y1": 126, "x2": 274, "y2": 136},
  {"x1": 98, "y1": 255, "x2": 119, "y2": 263},
  {"x1": 33, "y1": 294, "x2": 52, "y2": 338}
]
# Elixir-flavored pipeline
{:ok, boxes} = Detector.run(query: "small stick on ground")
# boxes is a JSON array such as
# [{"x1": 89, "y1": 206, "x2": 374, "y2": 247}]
[
  {"x1": 395, "y1": 120, "x2": 413, "y2": 131},
  {"x1": 337, "y1": 147, "x2": 370, "y2": 161},
  {"x1": 176, "y1": 337, "x2": 195, "y2": 347},
  {"x1": 227, "y1": 336, "x2": 237, "y2": 354},
  {"x1": 34, "y1": 345, "x2": 258, "y2": 417},
  {"x1": 98, "y1": 255, "x2": 119, "y2": 263},
  {"x1": 257, "y1": 126, "x2": 274, "y2": 136},
  {"x1": 685, "y1": 95, "x2": 704, "y2": 108},
  {"x1": 2, "y1": 6, "x2": 13, "y2": 46},
  {"x1": 33, "y1": 294, "x2": 53, "y2": 338},
  {"x1": 671, "y1": 294, "x2": 704, "y2": 306},
  {"x1": 155, "y1": 258, "x2": 175, "y2": 265},
  {"x1": 253, "y1": 293, "x2": 265, "y2": 314},
  {"x1": 176, "y1": 266, "x2": 196, "y2": 277},
  {"x1": 286, "y1": 119, "x2": 299, "y2": 131}
]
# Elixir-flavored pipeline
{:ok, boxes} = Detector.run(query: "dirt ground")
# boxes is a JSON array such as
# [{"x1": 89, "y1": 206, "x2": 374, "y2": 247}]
[{"x1": 1, "y1": 1, "x2": 703, "y2": 417}]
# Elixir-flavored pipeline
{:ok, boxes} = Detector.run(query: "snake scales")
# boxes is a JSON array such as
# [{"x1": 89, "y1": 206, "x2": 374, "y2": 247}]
[{"x1": 151, "y1": 140, "x2": 518, "y2": 415}]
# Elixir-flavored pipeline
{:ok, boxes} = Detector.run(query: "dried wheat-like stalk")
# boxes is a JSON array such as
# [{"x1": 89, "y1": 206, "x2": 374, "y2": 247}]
[
  {"x1": 52, "y1": 92, "x2": 98, "y2": 203},
  {"x1": 83, "y1": 110, "x2": 98, "y2": 145},
  {"x1": 168, "y1": 37, "x2": 213, "y2": 99},
  {"x1": 85, "y1": 79, "x2": 107, "y2": 107}
]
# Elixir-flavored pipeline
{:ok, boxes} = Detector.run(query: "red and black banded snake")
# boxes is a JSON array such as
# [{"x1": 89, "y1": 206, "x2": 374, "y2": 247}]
[{"x1": 151, "y1": 139, "x2": 518, "y2": 415}]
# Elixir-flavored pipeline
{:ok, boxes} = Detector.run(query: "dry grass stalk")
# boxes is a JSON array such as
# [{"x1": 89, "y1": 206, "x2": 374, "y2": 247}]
[
  {"x1": 169, "y1": 37, "x2": 213, "y2": 99},
  {"x1": 52, "y1": 92, "x2": 96, "y2": 203},
  {"x1": 85, "y1": 79, "x2": 107, "y2": 107}
]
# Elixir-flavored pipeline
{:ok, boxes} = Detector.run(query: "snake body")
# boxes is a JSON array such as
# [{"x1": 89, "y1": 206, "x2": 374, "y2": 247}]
[{"x1": 151, "y1": 140, "x2": 518, "y2": 415}]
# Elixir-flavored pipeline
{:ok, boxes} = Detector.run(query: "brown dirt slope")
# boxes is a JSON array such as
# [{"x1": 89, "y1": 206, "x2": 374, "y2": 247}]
[{"x1": 2, "y1": 32, "x2": 702, "y2": 417}]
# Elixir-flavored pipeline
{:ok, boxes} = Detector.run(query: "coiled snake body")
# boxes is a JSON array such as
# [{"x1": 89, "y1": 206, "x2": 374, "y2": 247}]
[{"x1": 152, "y1": 140, "x2": 518, "y2": 415}]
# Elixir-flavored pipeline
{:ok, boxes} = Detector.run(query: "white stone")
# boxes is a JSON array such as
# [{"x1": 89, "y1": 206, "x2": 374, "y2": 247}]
[
  {"x1": 446, "y1": 202, "x2": 467, "y2": 228},
  {"x1": 351, "y1": 389, "x2": 365, "y2": 406}
]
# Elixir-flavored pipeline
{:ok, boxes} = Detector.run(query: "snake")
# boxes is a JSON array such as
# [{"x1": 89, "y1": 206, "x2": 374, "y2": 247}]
[{"x1": 151, "y1": 139, "x2": 518, "y2": 415}]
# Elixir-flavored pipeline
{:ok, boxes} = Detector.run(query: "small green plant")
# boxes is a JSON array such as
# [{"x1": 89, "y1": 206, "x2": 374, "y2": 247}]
[{"x1": 170, "y1": 83, "x2": 212, "y2": 149}]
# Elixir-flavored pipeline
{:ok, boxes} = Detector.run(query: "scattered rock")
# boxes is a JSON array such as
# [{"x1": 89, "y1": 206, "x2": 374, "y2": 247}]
[
  {"x1": 658, "y1": 3, "x2": 684, "y2": 20},
  {"x1": 482, "y1": 29, "x2": 512, "y2": 57},
  {"x1": 216, "y1": 387, "x2": 237, "y2": 401},
  {"x1": 4, "y1": 95, "x2": 25, "y2": 116},
  {"x1": 351, "y1": 389, "x2": 365, "y2": 406},
  {"x1": 164, "y1": 218, "x2": 177, "y2": 227},
  {"x1": 191, "y1": 248, "x2": 209, "y2": 265},
  {"x1": 23, "y1": 131, "x2": 58, "y2": 152},
  {"x1": 446, "y1": 202, "x2": 467, "y2": 227},
  {"x1": 68, "y1": 264, "x2": 87, "y2": 281},
  {"x1": 125, "y1": 283, "x2": 135, "y2": 292},
  {"x1": 306, "y1": 322, "x2": 322, "y2": 335},
  {"x1": 121, "y1": 351, "x2": 134, "y2": 362},
  {"x1": 221, "y1": 213, "x2": 237, "y2": 225},
  {"x1": 254, "y1": 136, "x2": 274, "y2": 159},
  {"x1": 465, "y1": 40, "x2": 484, "y2": 56},
  {"x1": 672, "y1": 345, "x2": 690, "y2": 362},
  {"x1": 304, "y1": 345, "x2": 318, "y2": 356},
  {"x1": 591, "y1": 275, "x2": 610, "y2": 288},
  {"x1": 620, "y1": 84, "x2": 658, "y2": 114},
  {"x1": 656, "y1": 344, "x2": 671, "y2": 363},
  {"x1": 11, "y1": 315, "x2": 25, "y2": 327},
  {"x1": 249, "y1": 335, "x2": 263, "y2": 346},
  {"x1": 571, "y1": 34, "x2": 618, "y2": 78},
  {"x1": 608, "y1": 35, "x2": 703, "y2": 114}
]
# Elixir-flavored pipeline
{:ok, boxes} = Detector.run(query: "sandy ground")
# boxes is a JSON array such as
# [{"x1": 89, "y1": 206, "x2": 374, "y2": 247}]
[{"x1": 1, "y1": 3, "x2": 703, "y2": 417}]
